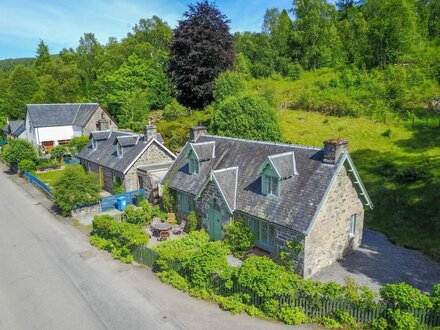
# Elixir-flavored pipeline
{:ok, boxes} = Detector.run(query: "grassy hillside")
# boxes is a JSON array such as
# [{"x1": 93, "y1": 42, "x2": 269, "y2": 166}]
[{"x1": 281, "y1": 110, "x2": 440, "y2": 260}]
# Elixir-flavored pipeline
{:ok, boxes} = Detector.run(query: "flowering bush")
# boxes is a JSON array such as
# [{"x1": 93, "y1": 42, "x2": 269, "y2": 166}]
[{"x1": 223, "y1": 219, "x2": 255, "y2": 258}]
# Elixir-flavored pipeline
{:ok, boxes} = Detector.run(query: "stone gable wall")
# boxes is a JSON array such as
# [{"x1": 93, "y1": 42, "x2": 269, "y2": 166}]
[
  {"x1": 83, "y1": 107, "x2": 117, "y2": 136},
  {"x1": 196, "y1": 180, "x2": 231, "y2": 236},
  {"x1": 304, "y1": 165, "x2": 364, "y2": 278},
  {"x1": 124, "y1": 142, "x2": 174, "y2": 191}
]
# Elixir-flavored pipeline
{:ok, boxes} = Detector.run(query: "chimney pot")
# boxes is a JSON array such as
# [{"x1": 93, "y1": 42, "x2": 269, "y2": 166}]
[
  {"x1": 144, "y1": 125, "x2": 157, "y2": 142},
  {"x1": 189, "y1": 126, "x2": 207, "y2": 142},
  {"x1": 323, "y1": 138, "x2": 348, "y2": 164}
]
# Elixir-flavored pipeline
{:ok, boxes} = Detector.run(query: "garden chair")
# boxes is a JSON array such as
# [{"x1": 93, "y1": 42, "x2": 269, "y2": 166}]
[{"x1": 172, "y1": 220, "x2": 186, "y2": 235}]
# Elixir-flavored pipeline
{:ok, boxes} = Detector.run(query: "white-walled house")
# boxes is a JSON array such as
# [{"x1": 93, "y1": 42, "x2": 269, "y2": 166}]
[{"x1": 25, "y1": 103, "x2": 117, "y2": 153}]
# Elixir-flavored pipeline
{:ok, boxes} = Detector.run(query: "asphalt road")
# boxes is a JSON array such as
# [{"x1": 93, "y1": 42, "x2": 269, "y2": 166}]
[{"x1": 0, "y1": 167, "x2": 319, "y2": 330}]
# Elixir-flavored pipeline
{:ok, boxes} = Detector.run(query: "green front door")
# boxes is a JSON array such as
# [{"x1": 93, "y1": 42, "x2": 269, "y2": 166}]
[{"x1": 209, "y1": 204, "x2": 223, "y2": 241}]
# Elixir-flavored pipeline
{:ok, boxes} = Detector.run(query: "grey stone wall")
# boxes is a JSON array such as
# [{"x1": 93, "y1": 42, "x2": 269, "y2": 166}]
[
  {"x1": 83, "y1": 107, "x2": 117, "y2": 136},
  {"x1": 303, "y1": 165, "x2": 364, "y2": 278},
  {"x1": 196, "y1": 180, "x2": 231, "y2": 236},
  {"x1": 72, "y1": 203, "x2": 100, "y2": 218},
  {"x1": 124, "y1": 142, "x2": 174, "y2": 191}
]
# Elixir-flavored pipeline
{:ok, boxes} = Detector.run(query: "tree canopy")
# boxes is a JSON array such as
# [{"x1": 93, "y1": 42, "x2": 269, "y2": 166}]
[{"x1": 170, "y1": 1, "x2": 234, "y2": 108}]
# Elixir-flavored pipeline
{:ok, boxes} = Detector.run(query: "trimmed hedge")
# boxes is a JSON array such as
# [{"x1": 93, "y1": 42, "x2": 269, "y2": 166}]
[{"x1": 90, "y1": 215, "x2": 149, "y2": 263}]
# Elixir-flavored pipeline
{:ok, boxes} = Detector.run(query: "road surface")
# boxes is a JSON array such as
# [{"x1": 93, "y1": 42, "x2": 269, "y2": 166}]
[{"x1": 0, "y1": 166, "x2": 319, "y2": 330}]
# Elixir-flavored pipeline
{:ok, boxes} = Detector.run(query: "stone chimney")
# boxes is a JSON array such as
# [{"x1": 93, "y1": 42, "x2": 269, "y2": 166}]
[
  {"x1": 189, "y1": 126, "x2": 207, "y2": 142},
  {"x1": 323, "y1": 138, "x2": 348, "y2": 164},
  {"x1": 144, "y1": 125, "x2": 157, "y2": 141}
]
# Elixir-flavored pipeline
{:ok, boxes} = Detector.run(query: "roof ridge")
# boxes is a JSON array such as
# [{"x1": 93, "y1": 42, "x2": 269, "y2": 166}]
[
  {"x1": 27, "y1": 103, "x2": 98, "y2": 106},
  {"x1": 212, "y1": 166, "x2": 239, "y2": 174},
  {"x1": 269, "y1": 151, "x2": 295, "y2": 159},
  {"x1": 72, "y1": 103, "x2": 81, "y2": 125},
  {"x1": 204, "y1": 134, "x2": 321, "y2": 151}
]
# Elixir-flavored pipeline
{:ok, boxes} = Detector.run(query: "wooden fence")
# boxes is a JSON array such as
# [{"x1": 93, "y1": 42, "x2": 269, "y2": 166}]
[{"x1": 133, "y1": 244, "x2": 440, "y2": 328}]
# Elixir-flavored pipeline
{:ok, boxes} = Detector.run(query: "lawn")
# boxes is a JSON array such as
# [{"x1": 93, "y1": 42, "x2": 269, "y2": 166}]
[
  {"x1": 36, "y1": 169, "x2": 66, "y2": 187},
  {"x1": 280, "y1": 110, "x2": 440, "y2": 261}
]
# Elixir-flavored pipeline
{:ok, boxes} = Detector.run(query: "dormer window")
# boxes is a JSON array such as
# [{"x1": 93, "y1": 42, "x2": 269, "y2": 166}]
[
  {"x1": 189, "y1": 154, "x2": 199, "y2": 174},
  {"x1": 258, "y1": 152, "x2": 298, "y2": 198},
  {"x1": 116, "y1": 143, "x2": 123, "y2": 158},
  {"x1": 263, "y1": 175, "x2": 279, "y2": 196},
  {"x1": 92, "y1": 138, "x2": 97, "y2": 150}
]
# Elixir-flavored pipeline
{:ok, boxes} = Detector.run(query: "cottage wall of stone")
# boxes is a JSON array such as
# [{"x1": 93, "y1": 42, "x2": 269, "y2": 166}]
[
  {"x1": 83, "y1": 107, "x2": 116, "y2": 136},
  {"x1": 304, "y1": 165, "x2": 364, "y2": 278},
  {"x1": 196, "y1": 181, "x2": 231, "y2": 235},
  {"x1": 124, "y1": 142, "x2": 174, "y2": 191}
]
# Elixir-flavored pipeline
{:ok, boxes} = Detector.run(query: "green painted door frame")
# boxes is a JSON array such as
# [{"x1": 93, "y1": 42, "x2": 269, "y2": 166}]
[{"x1": 208, "y1": 205, "x2": 223, "y2": 241}]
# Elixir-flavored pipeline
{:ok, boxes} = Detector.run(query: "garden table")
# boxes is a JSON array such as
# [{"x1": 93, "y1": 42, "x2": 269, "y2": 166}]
[{"x1": 151, "y1": 222, "x2": 172, "y2": 231}]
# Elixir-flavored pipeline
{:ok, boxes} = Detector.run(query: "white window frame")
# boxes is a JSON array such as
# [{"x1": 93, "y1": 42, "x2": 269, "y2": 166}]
[
  {"x1": 264, "y1": 175, "x2": 279, "y2": 196},
  {"x1": 349, "y1": 214, "x2": 357, "y2": 238},
  {"x1": 116, "y1": 143, "x2": 123, "y2": 158}
]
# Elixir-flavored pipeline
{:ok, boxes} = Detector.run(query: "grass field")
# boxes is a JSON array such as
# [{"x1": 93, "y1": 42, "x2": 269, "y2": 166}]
[
  {"x1": 37, "y1": 169, "x2": 66, "y2": 187},
  {"x1": 280, "y1": 110, "x2": 440, "y2": 260}
]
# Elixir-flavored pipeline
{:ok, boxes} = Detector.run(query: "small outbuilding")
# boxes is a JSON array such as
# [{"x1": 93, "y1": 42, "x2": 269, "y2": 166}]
[{"x1": 77, "y1": 125, "x2": 176, "y2": 203}]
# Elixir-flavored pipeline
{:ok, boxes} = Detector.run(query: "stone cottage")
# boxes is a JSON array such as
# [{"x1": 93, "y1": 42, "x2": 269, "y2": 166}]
[
  {"x1": 77, "y1": 126, "x2": 176, "y2": 202},
  {"x1": 163, "y1": 127, "x2": 373, "y2": 277}
]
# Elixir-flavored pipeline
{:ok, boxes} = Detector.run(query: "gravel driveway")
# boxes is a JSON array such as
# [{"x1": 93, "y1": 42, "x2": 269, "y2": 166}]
[{"x1": 312, "y1": 229, "x2": 440, "y2": 293}]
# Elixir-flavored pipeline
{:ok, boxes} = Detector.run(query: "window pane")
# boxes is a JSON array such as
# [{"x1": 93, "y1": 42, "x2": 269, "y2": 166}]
[
  {"x1": 269, "y1": 225, "x2": 275, "y2": 246},
  {"x1": 265, "y1": 176, "x2": 270, "y2": 194},
  {"x1": 255, "y1": 220, "x2": 260, "y2": 241},
  {"x1": 261, "y1": 222, "x2": 268, "y2": 244},
  {"x1": 272, "y1": 177, "x2": 278, "y2": 195}
]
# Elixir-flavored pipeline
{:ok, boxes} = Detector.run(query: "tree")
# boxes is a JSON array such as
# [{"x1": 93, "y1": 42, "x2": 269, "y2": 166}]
[
  {"x1": 211, "y1": 92, "x2": 282, "y2": 142},
  {"x1": 263, "y1": 9, "x2": 293, "y2": 58},
  {"x1": 7, "y1": 65, "x2": 39, "y2": 119},
  {"x1": 212, "y1": 71, "x2": 245, "y2": 103},
  {"x1": 291, "y1": 0, "x2": 342, "y2": 69},
  {"x1": 51, "y1": 145, "x2": 65, "y2": 162},
  {"x1": 34, "y1": 40, "x2": 51, "y2": 70},
  {"x1": 53, "y1": 165, "x2": 100, "y2": 216},
  {"x1": 170, "y1": 1, "x2": 234, "y2": 108},
  {"x1": 364, "y1": 0, "x2": 420, "y2": 68},
  {"x1": 1, "y1": 139, "x2": 37, "y2": 165},
  {"x1": 68, "y1": 136, "x2": 89, "y2": 155}
]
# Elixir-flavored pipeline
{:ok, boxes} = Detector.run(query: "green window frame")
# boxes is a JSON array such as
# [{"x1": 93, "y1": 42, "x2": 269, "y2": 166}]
[
  {"x1": 177, "y1": 192, "x2": 194, "y2": 213},
  {"x1": 188, "y1": 152, "x2": 199, "y2": 175},
  {"x1": 262, "y1": 174, "x2": 279, "y2": 196},
  {"x1": 247, "y1": 218, "x2": 275, "y2": 252}
]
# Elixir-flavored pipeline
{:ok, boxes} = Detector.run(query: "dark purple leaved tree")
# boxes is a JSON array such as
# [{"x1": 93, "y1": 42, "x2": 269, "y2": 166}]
[{"x1": 170, "y1": 1, "x2": 234, "y2": 109}]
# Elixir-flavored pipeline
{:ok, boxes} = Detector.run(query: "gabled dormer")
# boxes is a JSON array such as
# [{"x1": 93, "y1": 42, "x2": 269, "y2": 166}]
[
  {"x1": 185, "y1": 141, "x2": 216, "y2": 175},
  {"x1": 90, "y1": 131, "x2": 112, "y2": 151},
  {"x1": 113, "y1": 135, "x2": 140, "y2": 159},
  {"x1": 258, "y1": 152, "x2": 298, "y2": 197}
]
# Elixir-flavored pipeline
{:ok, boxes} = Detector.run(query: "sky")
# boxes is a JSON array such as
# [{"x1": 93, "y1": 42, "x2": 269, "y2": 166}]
[{"x1": 0, "y1": 0, "x2": 293, "y2": 60}]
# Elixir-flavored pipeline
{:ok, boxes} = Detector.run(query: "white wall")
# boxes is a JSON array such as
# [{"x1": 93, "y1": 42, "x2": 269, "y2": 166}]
[{"x1": 36, "y1": 125, "x2": 75, "y2": 144}]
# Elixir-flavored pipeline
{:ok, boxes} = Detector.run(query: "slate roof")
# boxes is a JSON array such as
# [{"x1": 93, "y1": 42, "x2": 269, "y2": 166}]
[
  {"x1": 210, "y1": 167, "x2": 239, "y2": 212},
  {"x1": 189, "y1": 141, "x2": 216, "y2": 161},
  {"x1": 2, "y1": 120, "x2": 25, "y2": 136},
  {"x1": 165, "y1": 135, "x2": 347, "y2": 234},
  {"x1": 268, "y1": 152, "x2": 298, "y2": 179},
  {"x1": 26, "y1": 103, "x2": 100, "y2": 128},
  {"x1": 76, "y1": 130, "x2": 173, "y2": 174}
]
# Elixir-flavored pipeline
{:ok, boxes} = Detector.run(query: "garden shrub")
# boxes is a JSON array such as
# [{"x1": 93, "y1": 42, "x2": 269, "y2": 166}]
[
  {"x1": 162, "y1": 99, "x2": 188, "y2": 121},
  {"x1": 184, "y1": 241, "x2": 230, "y2": 289},
  {"x1": 386, "y1": 308, "x2": 418, "y2": 330},
  {"x1": 161, "y1": 181, "x2": 174, "y2": 213},
  {"x1": 321, "y1": 316, "x2": 340, "y2": 329},
  {"x1": 153, "y1": 230, "x2": 210, "y2": 271},
  {"x1": 68, "y1": 136, "x2": 89, "y2": 155},
  {"x1": 332, "y1": 310, "x2": 356, "y2": 328},
  {"x1": 343, "y1": 278, "x2": 377, "y2": 308},
  {"x1": 369, "y1": 317, "x2": 388, "y2": 330},
  {"x1": 123, "y1": 205, "x2": 151, "y2": 225},
  {"x1": 157, "y1": 270, "x2": 189, "y2": 292},
  {"x1": 213, "y1": 294, "x2": 247, "y2": 315},
  {"x1": 18, "y1": 159, "x2": 36, "y2": 173},
  {"x1": 1, "y1": 139, "x2": 37, "y2": 165},
  {"x1": 37, "y1": 157, "x2": 59, "y2": 168},
  {"x1": 380, "y1": 282, "x2": 433, "y2": 309},
  {"x1": 237, "y1": 256, "x2": 296, "y2": 300},
  {"x1": 245, "y1": 305, "x2": 266, "y2": 318},
  {"x1": 261, "y1": 298, "x2": 279, "y2": 317},
  {"x1": 431, "y1": 284, "x2": 440, "y2": 313},
  {"x1": 223, "y1": 219, "x2": 255, "y2": 258},
  {"x1": 91, "y1": 215, "x2": 149, "y2": 263},
  {"x1": 50, "y1": 145, "x2": 65, "y2": 162},
  {"x1": 277, "y1": 305, "x2": 307, "y2": 325},
  {"x1": 53, "y1": 164, "x2": 100, "y2": 216},
  {"x1": 112, "y1": 176, "x2": 124, "y2": 194},
  {"x1": 187, "y1": 210, "x2": 198, "y2": 233}
]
